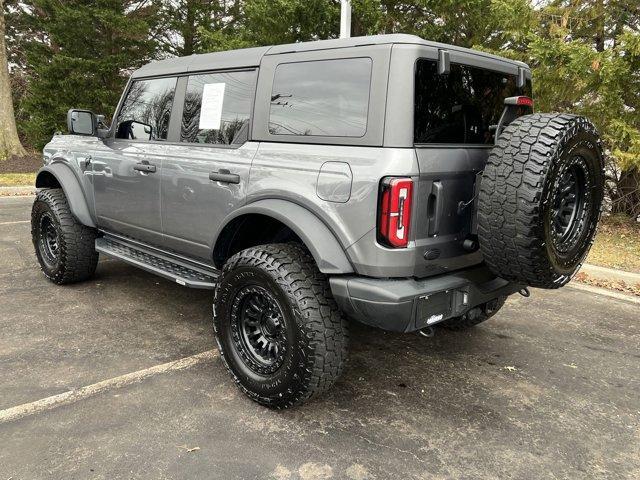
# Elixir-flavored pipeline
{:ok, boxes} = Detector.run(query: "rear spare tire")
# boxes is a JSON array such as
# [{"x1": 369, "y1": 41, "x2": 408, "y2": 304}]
[{"x1": 478, "y1": 114, "x2": 604, "y2": 288}]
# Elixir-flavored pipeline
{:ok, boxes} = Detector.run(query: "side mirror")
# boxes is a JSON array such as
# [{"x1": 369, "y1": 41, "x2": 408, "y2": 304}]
[
  {"x1": 67, "y1": 109, "x2": 96, "y2": 136},
  {"x1": 114, "y1": 119, "x2": 153, "y2": 140},
  {"x1": 95, "y1": 115, "x2": 111, "y2": 139},
  {"x1": 128, "y1": 121, "x2": 153, "y2": 140}
]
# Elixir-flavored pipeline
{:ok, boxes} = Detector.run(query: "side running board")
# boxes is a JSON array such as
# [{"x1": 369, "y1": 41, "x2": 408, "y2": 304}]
[{"x1": 95, "y1": 234, "x2": 218, "y2": 289}]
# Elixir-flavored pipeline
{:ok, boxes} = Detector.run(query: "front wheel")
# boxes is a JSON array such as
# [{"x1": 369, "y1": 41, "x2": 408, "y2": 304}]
[
  {"x1": 31, "y1": 188, "x2": 98, "y2": 284},
  {"x1": 213, "y1": 243, "x2": 348, "y2": 408}
]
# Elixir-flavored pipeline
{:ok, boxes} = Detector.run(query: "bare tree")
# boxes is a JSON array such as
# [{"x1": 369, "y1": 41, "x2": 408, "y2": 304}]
[{"x1": 0, "y1": 0, "x2": 26, "y2": 160}]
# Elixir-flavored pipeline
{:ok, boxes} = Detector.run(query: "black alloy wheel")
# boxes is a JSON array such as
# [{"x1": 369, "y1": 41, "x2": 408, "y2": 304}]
[
  {"x1": 37, "y1": 212, "x2": 61, "y2": 269},
  {"x1": 231, "y1": 285, "x2": 288, "y2": 375},
  {"x1": 550, "y1": 157, "x2": 590, "y2": 255}
]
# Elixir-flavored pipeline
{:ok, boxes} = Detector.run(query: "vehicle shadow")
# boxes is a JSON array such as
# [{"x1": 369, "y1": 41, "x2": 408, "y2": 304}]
[{"x1": 94, "y1": 257, "x2": 517, "y2": 419}]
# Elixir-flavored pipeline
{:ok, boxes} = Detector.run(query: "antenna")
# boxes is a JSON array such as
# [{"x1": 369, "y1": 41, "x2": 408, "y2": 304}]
[{"x1": 340, "y1": 0, "x2": 352, "y2": 39}]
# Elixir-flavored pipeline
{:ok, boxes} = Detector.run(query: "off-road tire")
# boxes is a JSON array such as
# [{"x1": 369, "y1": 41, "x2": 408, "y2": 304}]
[
  {"x1": 440, "y1": 296, "x2": 506, "y2": 331},
  {"x1": 478, "y1": 114, "x2": 605, "y2": 288},
  {"x1": 31, "y1": 188, "x2": 99, "y2": 284},
  {"x1": 213, "y1": 243, "x2": 348, "y2": 409}
]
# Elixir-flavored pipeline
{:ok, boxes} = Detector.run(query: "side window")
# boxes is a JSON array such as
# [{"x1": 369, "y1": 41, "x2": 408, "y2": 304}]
[
  {"x1": 269, "y1": 58, "x2": 372, "y2": 137},
  {"x1": 115, "y1": 77, "x2": 177, "y2": 141},
  {"x1": 181, "y1": 70, "x2": 256, "y2": 145}
]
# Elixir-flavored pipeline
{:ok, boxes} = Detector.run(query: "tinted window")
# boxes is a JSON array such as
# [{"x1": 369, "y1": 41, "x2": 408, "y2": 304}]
[
  {"x1": 181, "y1": 70, "x2": 256, "y2": 145},
  {"x1": 269, "y1": 58, "x2": 372, "y2": 137},
  {"x1": 116, "y1": 77, "x2": 177, "y2": 141},
  {"x1": 414, "y1": 59, "x2": 532, "y2": 144}
]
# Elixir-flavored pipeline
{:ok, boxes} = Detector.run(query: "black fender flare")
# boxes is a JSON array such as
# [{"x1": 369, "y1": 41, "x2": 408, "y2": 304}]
[
  {"x1": 215, "y1": 199, "x2": 353, "y2": 274},
  {"x1": 35, "y1": 164, "x2": 96, "y2": 228}
]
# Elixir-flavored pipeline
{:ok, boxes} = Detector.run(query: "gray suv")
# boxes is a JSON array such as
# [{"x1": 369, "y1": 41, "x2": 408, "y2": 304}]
[{"x1": 31, "y1": 34, "x2": 605, "y2": 408}]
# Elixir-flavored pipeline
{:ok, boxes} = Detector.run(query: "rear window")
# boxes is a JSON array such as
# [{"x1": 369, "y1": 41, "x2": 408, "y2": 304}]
[
  {"x1": 269, "y1": 58, "x2": 372, "y2": 137},
  {"x1": 414, "y1": 59, "x2": 532, "y2": 145}
]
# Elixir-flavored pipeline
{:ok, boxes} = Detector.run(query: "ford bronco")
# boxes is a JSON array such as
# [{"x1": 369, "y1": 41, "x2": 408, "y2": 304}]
[{"x1": 31, "y1": 34, "x2": 605, "y2": 408}]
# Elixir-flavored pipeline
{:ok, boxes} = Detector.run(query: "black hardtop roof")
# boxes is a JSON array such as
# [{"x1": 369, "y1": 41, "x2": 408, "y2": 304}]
[{"x1": 131, "y1": 34, "x2": 529, "y2": 79}]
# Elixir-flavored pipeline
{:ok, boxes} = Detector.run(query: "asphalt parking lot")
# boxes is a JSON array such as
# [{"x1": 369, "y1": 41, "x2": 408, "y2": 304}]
[{"x1": 1, "y1": 195, "x2": 639, "y2": 480}]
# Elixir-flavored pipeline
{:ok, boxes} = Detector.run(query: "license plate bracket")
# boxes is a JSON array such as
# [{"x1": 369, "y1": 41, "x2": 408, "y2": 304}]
[{"x1": 416, "y1": 290, "x2": 453, "y2": 328}]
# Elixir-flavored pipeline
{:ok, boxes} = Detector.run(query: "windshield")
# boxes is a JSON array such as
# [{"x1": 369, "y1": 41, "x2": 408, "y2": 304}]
[{"x1": 414, "y1": 59, "x2": 532, "y2": 145}]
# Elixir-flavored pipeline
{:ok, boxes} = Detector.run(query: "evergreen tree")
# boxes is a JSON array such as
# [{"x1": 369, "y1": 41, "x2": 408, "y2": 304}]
[
  {"x1": 15, "y1": 0, "x2": 158, "y2": 148},
  {"x1": 153, "y1": 0, "x2": 245, "y2": 56},
  {"x1": 242, "y1": 0, "x2": 339, "y2": 46},
  {"x1": 500, "y1": 0, "x2": 640, "y2": 217},
  {"x1": 197, "y1": 0, "x2": 339, "y2": 52}
]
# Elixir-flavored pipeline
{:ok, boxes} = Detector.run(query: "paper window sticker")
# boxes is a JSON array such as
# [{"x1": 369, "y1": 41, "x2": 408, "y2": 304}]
[{"x1": 199, "y1": 83, "x2": 226, "y2": 130}]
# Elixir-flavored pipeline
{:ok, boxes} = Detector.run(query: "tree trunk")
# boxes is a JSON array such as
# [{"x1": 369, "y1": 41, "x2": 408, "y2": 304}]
[
  {"x1": 182, "y1": 0, "x2": 197, "y2": 56},
  {"x1": 611, "y1": 168, "x2": 640, "y2": 219},
  {"x1": 0, "y1": 0, "x2": 26, "y2": 160},
  {"x1": 594, "y1": 0, "x2": 605, "y2": 52}
]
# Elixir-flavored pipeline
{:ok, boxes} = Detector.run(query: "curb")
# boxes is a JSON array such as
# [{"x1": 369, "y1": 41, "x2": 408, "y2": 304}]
[
  {"x1": 580, "y1": 263, "x2": 640, "y2": 286},
  {"x1": 567, "y1": 282, "x2": 640, "y2": 305},
  {"x1": 0, "y1": 185, "x2": 36, "y2": 197}
]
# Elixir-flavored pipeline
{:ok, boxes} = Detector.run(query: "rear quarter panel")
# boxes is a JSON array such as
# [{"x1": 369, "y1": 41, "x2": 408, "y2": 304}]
[{"x1": 248, "y1": 143, "x2": 417, "y2": 252}]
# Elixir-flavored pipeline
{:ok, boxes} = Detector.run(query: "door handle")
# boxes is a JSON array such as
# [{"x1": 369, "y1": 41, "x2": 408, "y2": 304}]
[
  {"x1": 428, "y1": 181, "x2": 443, "y2": 236},
  {"x1": 133, "y1": 162, "x2": 156, "y2": 173},
  {"x1": 209, "y1": 169, "x2": 240, "y2": 184}
]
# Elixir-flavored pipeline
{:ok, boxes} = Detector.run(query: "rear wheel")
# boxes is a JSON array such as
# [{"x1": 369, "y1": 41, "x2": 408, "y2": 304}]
[
  {"x1": 213, "y1": 243, "x2": 348, "y2": 408},
  {"x1": 478, "y1": 114, "x2": 605, "y2": 288},
  {"x1": 31, "y1": 188, "x2": 98, "y2": 284}
]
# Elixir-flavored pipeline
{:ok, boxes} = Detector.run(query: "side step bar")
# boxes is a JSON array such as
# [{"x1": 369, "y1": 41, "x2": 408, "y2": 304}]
[{"x1": 95, "y1": 234, "x2": 218, "y2": 289}]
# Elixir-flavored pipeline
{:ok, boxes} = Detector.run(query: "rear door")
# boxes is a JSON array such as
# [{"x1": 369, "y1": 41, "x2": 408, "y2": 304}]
[
  {"x1": 93, "y1": 76, "x2": 177, "y2": 246},
  {"x1": 411, "y1": 56, "x2": 532, "y2": 274},
  {"x1": 160, "y1": 69, "x2": 259, "y2": 260}
]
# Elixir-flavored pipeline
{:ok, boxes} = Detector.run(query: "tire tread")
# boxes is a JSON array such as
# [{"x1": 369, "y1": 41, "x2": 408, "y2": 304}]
[
  {"x1": 213, "y1": 243, "x2": 348, "y2": 408},
  {"x1": 477, "y1": 114, "x2": 603, "y2": 288},
  {"x1": 31, "y1": 188, "x2": 98, "y2": 284}
]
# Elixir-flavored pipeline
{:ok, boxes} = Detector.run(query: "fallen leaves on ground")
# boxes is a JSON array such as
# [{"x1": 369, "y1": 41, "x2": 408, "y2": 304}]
[
  {"x1": 574, "y1": 271, "x2": 640, "y2": 297},
  {"x1": 588, "y1": 215, "x2": 640, "y2": 273}
]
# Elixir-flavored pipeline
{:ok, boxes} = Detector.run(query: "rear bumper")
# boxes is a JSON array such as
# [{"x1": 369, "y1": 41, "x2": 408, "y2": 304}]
[{"x1": 329, "y1": 266, "x2": 522, "y2": 332}]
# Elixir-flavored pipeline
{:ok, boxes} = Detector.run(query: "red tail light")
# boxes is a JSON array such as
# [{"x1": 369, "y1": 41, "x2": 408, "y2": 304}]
[
  {"x1": 378, "y1": 177, "x2": 413, "y2": 248},
  {"x1": 504, "y1": 96, "x2": 534, "y2": 108},
  {"x1": 516, "y1": 96, "x2": 534, "y2": 107}
]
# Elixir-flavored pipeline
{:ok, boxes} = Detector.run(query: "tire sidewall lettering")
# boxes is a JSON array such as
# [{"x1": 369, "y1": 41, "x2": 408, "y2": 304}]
[
  {"x1": 542, "y1": 130, "x2": 603, "y2": 276},
  {"x1": 214, "y1": 261, "x2": 309, "y2": 399}
]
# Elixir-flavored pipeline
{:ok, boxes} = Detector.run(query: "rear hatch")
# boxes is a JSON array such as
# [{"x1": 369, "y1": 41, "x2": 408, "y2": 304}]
[{"x1": 411, "y1": 58, "x2": 532, "y2": 276}]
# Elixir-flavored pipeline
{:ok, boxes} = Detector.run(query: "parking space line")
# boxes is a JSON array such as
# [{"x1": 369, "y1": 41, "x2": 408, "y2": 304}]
[
  {"x1": 0, "y1": 220, "x2": 30, "y2": 226},
  {"x1": 0, "y1": 350, "x2": 217, "y2": 425}
]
